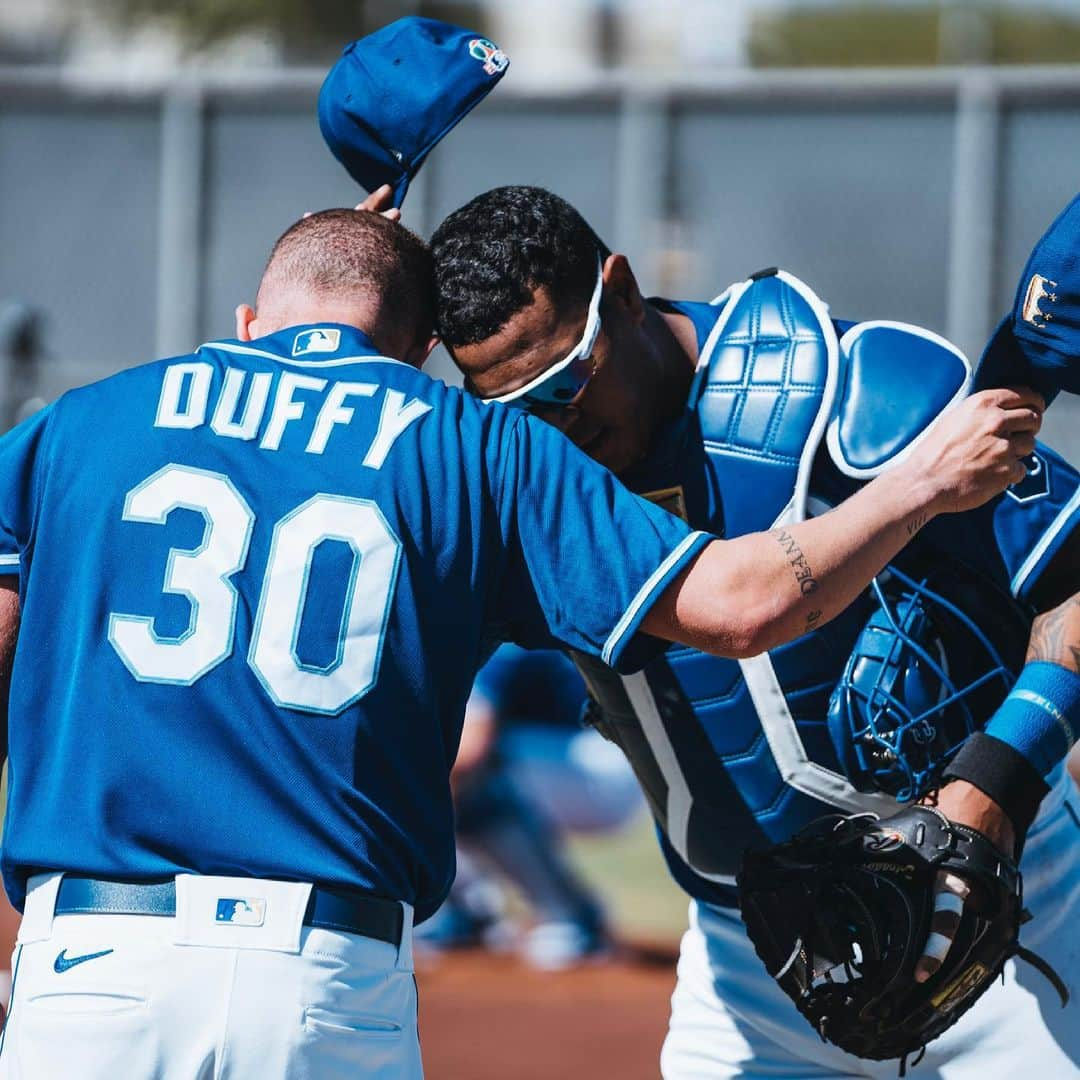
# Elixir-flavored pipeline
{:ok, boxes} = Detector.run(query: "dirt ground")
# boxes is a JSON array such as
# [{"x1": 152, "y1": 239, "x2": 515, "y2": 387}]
[{"x1": 417, "y1": 943, "x2": 678, "y2": 1080}]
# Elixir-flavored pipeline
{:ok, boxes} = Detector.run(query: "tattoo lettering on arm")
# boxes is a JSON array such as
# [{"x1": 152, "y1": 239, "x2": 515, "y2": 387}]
[
  {"x1": 906, "y1": 511, "x2": 929, "y2": 537},
  {"x1": 772, "y1": 529, "x2": 823, "y2": 632},
  {"x1": 772, "y1": 529, "x2": 820, "y2": 594},
  {"x1": 1025, "y1": 594, "x2": 1080, "y2": 674}
]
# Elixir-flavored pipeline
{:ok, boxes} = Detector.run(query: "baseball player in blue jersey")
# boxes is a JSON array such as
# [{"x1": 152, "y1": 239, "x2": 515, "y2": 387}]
[
  {"x1": 428, "y1": 185, "x2": 1080, "y2": 1077},
  {"x1": 0, "y1": 203, "x2": 1031, "y2": 1078}
]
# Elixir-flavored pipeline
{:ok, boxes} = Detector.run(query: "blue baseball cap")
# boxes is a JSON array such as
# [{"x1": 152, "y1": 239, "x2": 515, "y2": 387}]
[
  {"x1": 318, "y1": 17, "x2": 509, "y2": 208},
  {"x1": 978, "y1": 191, "x2": 1080, "y2": 402}
]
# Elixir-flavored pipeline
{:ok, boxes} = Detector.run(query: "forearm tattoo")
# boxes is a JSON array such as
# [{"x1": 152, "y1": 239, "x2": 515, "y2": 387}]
[
  {"x1": 906, "y1": 511, "x2": 929, "y2": 537},
  {"x1": 1026, "y1": 594, "x2": 1080, "y2": 674},
  {"x1": 772, "y1": 528, "x2": 822, "y2": 631}
]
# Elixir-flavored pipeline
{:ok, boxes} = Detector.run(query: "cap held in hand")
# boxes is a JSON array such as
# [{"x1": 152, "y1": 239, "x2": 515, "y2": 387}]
[
  {"x1": 318, "y1": 17, "x2": 509, "y2": 209},
  {"x1": 978, "y1": 191, "x2": 1080, "y2": 402}
]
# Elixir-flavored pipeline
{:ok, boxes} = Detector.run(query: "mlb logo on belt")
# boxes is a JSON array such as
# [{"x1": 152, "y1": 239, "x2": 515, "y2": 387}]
[
  {"x1": 292, "y1": 328, "x2": 341, "y2": 357},
  {"x1": 216, "y1": 897, "x2": 267, "y2": 927}
]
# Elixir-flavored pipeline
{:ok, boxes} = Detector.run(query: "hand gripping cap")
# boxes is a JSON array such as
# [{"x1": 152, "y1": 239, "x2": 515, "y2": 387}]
[{"x1": 319, "y1": 17, "x2": 509, "y2": 208}]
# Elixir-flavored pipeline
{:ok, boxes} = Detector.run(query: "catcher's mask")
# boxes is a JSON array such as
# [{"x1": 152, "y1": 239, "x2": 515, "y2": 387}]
[{"x1": 828, "y1": 562, "x2": 1029, "y2": 802}]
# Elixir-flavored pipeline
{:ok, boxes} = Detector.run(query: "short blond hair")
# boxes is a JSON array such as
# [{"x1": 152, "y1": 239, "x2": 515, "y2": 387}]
[{"x1": 258, "y1": 209, "x2": 435, "y2": 344}]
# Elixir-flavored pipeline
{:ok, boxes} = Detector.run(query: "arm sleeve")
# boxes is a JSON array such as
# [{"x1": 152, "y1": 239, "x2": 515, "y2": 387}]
[
  {"x1": 0, "y1": 404, "x2": 55, "y2": 576},
  {"x1": 996, "y1": 443, "x2": 1079, "y2": 604},
  {"x1": 488, "y1": 412, "x2": 711, "y2": 672}
]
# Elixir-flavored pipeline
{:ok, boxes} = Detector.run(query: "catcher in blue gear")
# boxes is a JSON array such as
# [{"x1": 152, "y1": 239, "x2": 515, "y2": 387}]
[
  {"x1": 317, "y1": 20, "x2": 1075, "y2": 1072},
  {"x1": 424, "y1": 186, "x2": 1080, "y2": 1075}
]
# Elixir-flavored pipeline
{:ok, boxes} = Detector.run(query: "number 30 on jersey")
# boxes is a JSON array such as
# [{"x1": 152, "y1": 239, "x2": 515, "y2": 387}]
[{"x1": 108, "y1": 463, "x2": 400, "y2": 715}]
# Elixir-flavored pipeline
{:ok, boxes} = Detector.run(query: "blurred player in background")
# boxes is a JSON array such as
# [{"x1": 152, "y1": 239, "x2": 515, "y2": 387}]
[
  {"x1": 429, "y1": 185, "x2": 1080, "y2": 1076},
  {"x1": 420, "y1": 644, "x2": 642, "y2": 968}
]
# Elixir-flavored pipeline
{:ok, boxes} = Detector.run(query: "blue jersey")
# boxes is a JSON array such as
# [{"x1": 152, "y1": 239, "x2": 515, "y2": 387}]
[{"x1": 0, "y1": 323, "x2": 708, "y2": 919}]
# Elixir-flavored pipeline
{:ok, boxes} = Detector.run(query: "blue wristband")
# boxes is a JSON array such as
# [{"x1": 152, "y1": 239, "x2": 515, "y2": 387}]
[{"x1": 985, "y1": 661, "x2": 1080, "y2": 777}]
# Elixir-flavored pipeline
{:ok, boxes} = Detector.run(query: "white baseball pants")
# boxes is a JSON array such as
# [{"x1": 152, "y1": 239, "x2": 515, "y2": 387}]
[{"x1": 0, "y1": 874, "x2": 423, "y2": 1079}]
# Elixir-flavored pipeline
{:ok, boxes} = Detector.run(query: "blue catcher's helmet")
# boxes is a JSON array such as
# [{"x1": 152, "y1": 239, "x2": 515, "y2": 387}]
[{"x1": 828, "y1": 561, "x2": 1030, "y2": 802}]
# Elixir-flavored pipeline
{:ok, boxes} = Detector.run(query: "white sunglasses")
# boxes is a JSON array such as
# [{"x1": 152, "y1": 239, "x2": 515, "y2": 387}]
[{"x1": 485, "y1": 258, "x2": 604, "y2": 410}]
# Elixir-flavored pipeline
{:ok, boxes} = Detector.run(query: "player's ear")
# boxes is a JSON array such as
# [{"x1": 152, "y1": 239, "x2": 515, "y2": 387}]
[
  {"x1": 235, "y1": 304, "x2": 257, "y2": 342},
  {"x1": 400, "y1": 334, "x2": 440, "y2": 370},
  {"x1": 602, "y1": 254, "x2": 646, "y2": 327}
]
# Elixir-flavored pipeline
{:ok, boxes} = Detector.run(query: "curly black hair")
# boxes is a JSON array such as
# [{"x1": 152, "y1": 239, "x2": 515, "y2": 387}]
[{"x1": 430, "y1": 186, "x2": 609, "y2": 348}]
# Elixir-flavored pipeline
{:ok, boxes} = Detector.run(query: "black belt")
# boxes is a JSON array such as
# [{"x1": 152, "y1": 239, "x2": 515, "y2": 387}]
[{"x1": 54, "y1": 876, "x2": 404, "y2": 947}]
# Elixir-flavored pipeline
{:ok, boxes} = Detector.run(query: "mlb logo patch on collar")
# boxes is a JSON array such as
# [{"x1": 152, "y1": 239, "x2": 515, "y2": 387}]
[
  {"x1": 216, "y1": 897, "x2": 267, "y2": 927},
  {"x1": 292, "y1": 328, "x2": 341, "y2": 357}
]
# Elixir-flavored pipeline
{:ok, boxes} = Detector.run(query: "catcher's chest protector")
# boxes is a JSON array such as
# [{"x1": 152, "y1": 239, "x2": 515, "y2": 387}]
[{"x1": 581, "y1": 271, "x2": 976, "y2": 884}]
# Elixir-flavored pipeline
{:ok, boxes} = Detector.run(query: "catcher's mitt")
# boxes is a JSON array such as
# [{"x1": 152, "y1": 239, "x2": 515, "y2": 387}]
[{"x1": 737, "y1": 805, "x2": 1067, "y2": 1071}]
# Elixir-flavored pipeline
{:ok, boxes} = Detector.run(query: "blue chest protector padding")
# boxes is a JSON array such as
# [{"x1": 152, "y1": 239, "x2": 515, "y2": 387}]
[
  {"x1": 657, "y1": 273, "x2": 902, "y2": 890},
  {"x1": 826, "y1": 322, "x2": 970, "y2": 477},
  {"x1": 693, "y1": 270, "x2": 838, "y2": 531},
  {"x1": 577, "y1": 271, "x2": 1033, "y2": 903},
  {"x1": 578, "y1": 272, "x2": 876, "y2": 895}
]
